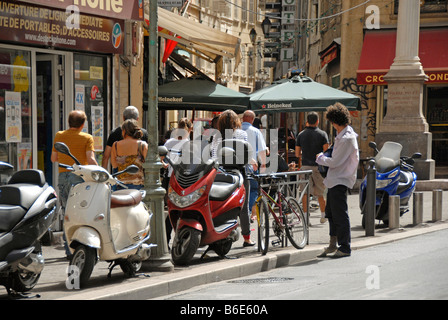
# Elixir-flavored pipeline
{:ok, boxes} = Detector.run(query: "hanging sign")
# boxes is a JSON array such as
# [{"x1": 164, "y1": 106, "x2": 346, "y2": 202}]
[
  {"x1": 15, "y1": 0, "x2": 143, "y2": 21},
  {"x1": 0, "y1": 0, "x2": 124, "y2": 54}
]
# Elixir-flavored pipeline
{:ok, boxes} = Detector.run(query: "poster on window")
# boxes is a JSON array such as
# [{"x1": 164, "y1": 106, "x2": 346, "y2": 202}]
[
  {"x1": 91, "y1": 105, "x2": 104, "y2": 152},
  {"x1": 75, "y1": 84, "x2": 85, "y2": 111},
  {"x1": 18, "y1": 142, "x2": 32, "y2": 170},
  {"x1": 5, "y1": 91, "x2": 21, "y2": 143}
]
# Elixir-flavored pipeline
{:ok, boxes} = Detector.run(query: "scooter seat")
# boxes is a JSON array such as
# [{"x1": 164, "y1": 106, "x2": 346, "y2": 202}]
[
  {"x1": 0, "y1": 204, "x2": 27, "y2": 232},
  {"x1": 111, "y1": 189, "x2": 142, "y2": 208},
  {"x1": 0, "y1": 183, "x2": 46, "y2": 232},
  {"x1": 209, "y1": 173, "x2": 240, "y2": 201},
  {"x1": 0, "y1": 185, "x2": 44, "y2": 209}
]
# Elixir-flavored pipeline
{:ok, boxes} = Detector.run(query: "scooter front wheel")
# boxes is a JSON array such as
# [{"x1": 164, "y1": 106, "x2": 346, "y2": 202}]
[
  {"x1": 172, "y1": 227, "x2": 201, "y2": 266},
  {"x1": 69, "y1": 245, "x2": 96, "y2": 288}
]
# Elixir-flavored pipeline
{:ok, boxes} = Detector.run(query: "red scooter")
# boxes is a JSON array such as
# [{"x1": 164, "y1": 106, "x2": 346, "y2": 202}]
[{"x1": 161, "y1": 139, "x2": 250, "y2": 266}]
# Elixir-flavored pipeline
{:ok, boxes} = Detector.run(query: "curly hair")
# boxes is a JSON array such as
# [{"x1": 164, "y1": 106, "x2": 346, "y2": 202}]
[{"x1": 325, "y1": 102, "x2": 351, "y2": 126}]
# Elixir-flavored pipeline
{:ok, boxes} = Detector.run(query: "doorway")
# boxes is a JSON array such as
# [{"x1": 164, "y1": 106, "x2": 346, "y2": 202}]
[{"x1": 36, "y1": 54, "x2": 64, "y2": 187}]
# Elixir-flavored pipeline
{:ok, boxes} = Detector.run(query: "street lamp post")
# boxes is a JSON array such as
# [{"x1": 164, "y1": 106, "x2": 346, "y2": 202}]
[
  {"x1": 261, "y1": 17, "x2": 271, "y2": 36},
  {"x1": 143, "y1": 0, "x2": 173, "y2": 271}
]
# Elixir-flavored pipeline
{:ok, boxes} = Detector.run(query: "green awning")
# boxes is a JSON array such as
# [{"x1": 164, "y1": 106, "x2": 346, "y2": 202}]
[
  {"x1": 158, "y1": 77, "x2": 249, "y2": 113},
  {"x1": 250, "y1": 76, "x2": 361, "y2": 113}
]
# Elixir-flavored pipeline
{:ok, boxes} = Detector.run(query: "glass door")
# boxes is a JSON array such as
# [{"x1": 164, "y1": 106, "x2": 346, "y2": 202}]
[{"x1": 36, "y1": 53, "x2": 64, "y2": 187}]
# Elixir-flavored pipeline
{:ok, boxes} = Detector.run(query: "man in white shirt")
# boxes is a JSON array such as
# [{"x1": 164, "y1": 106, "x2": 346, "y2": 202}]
[
  {"x1": 241, "y1": 110, "x2": 267, "y2": 219},
  {"x1": 316, "y1": 103, "x2": 359, "y2": 258}
]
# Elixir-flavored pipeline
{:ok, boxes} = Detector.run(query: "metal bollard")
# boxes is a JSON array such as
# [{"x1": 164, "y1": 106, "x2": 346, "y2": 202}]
[
  {"x1": 413, "y1": 192, "x2": 423, "y2": 225},
  {"x1": 432, "y1": 189, "x2": 443, "y2": 222},
  {"x1": 388, "y1": 195, "x2": 400, "y2": 229},
  {"x1": 365, "y1": 165, "x2": 376, "y2": 236}
]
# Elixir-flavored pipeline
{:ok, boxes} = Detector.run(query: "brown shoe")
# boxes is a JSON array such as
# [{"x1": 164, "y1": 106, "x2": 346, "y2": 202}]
[
  {"x1": 317, "y1": 246, "x2": 337, "y2": 258},
  {"x1": 331, "y1": 250, "x2": 351, "y2": 258}
]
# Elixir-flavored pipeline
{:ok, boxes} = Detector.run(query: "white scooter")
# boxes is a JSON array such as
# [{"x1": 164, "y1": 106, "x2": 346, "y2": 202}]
[{"x1": 54, "y1": 142, "x2": 154, "y2": 288}]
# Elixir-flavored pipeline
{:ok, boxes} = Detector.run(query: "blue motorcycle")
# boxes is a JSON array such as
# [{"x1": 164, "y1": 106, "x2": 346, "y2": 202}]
[{"x1": 359, "y1": 141, "x2": 421, "y2": 228}]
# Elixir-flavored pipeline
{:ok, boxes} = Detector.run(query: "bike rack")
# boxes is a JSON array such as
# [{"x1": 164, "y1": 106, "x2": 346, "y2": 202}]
[{"x1": 257, "y1": 170, "x2": 313, "y2": 245}]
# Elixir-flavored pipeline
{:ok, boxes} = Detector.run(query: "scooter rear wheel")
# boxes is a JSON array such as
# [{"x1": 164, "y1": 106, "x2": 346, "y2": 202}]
[
  {"x1": 209, "y1": 239, "x2": 232, "y2": 257},
  {"x1": 172, "y1": 227, "x2": 201, "y2": 266},
  {"x1": 69, "y1": 245, "x2": 96, "y2": 288},
  {"x1": 8, "y1": 247, "x2": 43, "y2": 293}
]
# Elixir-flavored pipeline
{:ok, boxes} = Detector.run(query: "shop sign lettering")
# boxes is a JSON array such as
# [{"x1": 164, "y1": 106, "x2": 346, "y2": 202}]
[
  {"x1": 0, "y1": 0, "x2": 124, "y2": 54},
  {"x1": 358, "y1": 71, "x2": 448, "y2": 85},
  {"x1": 14, "y1": 0, "x2": 143, "y2": 20}
]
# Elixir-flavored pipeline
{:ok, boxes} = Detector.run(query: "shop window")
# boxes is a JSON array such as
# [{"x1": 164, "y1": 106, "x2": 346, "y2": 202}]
[
  {"x1": 427, "y1": 86, "x2": 448, "y2": 166},
  {"x1": 73, "y1": 54, "x2": 109, "y2": 163},
  {"x1": 0, "y1": 49, "x2": 32, "y2": 174}
]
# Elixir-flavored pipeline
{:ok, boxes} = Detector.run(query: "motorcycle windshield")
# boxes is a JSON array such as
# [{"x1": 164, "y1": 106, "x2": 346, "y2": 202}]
[
  {"x1": 172, "y1": 140, "x2": 215, "y2": 179},
  {"x1": 375, "y1": 142, "x2": 402, "y2": 173}
]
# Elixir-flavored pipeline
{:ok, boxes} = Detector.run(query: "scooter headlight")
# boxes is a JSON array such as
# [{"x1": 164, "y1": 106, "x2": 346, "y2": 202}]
[
  {"x1": 376, "y1": 178, "x2": 391, "y2": 189},
  {"x1": 91, "y1": 170, "x2": 109, "y2": 182},
  {"x1": 168, "y1": 185, "x2": 207, "y2": 208}
]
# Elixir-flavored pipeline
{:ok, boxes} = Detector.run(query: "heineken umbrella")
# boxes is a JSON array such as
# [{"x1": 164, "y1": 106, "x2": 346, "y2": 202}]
[
  {"x1": 249, "y1": 75, "x2": 361, "y2": 112},
  {"x1": 158, "y1": 77, "x2": 249, "y2": 113}
]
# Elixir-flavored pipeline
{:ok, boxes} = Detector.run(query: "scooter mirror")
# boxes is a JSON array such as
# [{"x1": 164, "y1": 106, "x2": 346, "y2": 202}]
[
  {"x1": 412, "y1": 152, "x2": 422, "y2": 159},
  {"x1": 54, "y1": 142, "x2": 81, "y2": 165},
  {"x1": 124, "y1": 165, "x2": 139, "y2": 174},
  {"x1": 368, "y1": 141, "x2": 377, "y2": 150},
  {"x1": 158, "y1": 146, "x2": 168, "y2": 156},
  {"x1": 54, "y1": 142, "x2": 70, "y2": 155}
]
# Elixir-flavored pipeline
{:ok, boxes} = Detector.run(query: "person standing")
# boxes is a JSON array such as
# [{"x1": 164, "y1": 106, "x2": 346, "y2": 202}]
[
  {"x1": 211, "y1": 110, "x2": 255, "y2": 247},
  {"x1": 102, "y1": 106, "x2": 148, "y2": 169},
  {"x1": 295, "y1": 112, "x2": 329, "y2": 224},
  {"x1": 51, "y1": 110, "x2": 98, "y2": 258},
  {"x1": 51, "y1": 110, "x2": 98, "y2": 209},
  {"x1": 241, "y1": 110, "x2": 267, "y2": 220},
  {"x1": 162, "y1": 118, "x2": 193, "y2": 248},
  {"x1": 110, "y1": 119, "x2": 148, "y2": 190},
  {"x1": 315, "y1": 103, "x2": 359, "y2": 258}
]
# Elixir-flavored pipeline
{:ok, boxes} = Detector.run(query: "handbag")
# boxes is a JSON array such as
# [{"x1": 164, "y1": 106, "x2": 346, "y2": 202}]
[{"x1": 318, "y1": 145, "x2": 333, "y2": 178}]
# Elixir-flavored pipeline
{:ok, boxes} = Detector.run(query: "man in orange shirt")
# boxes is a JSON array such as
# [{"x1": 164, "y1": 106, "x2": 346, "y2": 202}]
[{"x1": 51, "y1": 110, "x2": 98, "y2": 209}]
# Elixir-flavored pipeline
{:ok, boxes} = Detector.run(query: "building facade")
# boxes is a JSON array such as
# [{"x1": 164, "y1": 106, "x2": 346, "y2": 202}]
[
  {"x1": 303, "y1": 0, "x2": 448, "y2": 177},
  {"x1": 0, "y1": 0, "x2": 147, "y2": 188}
]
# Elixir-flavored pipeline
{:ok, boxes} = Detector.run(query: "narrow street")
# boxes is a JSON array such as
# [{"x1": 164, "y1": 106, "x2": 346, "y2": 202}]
[{"x1": 156, "y1": 229, "x2": 448, "y2": 300}]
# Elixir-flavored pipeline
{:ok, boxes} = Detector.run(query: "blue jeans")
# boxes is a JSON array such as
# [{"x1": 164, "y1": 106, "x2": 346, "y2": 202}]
[
  {"x1": 58, "y1": 172, "x2": 84, "y2": 210},
  {"x1": 58, "y1": 172, "x2": 83, "y2": 257},
  {"x1": 248, "y1": 178, "x2": 258, "y2": 211}
]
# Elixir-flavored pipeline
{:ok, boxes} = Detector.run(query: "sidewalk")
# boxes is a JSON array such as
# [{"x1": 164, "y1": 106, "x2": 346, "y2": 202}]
[{"x1": 6, "y1": 190, "x2": 447, "y2": 300}]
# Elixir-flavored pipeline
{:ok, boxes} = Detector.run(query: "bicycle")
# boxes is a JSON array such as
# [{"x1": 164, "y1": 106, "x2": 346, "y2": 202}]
[{"x1": 253, "y1": 173, "x2": 308, "y2": 255}]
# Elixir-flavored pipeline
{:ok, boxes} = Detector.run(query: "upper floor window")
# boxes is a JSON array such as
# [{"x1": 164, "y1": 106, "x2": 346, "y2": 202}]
[{"x1": 394, "y1": 0, "x2": 448, "y2": 14}]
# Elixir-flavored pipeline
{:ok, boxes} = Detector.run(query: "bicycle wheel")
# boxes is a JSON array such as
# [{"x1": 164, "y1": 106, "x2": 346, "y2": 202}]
[
  {"x1": 283, "y1": 197, "x2": 307, "y2": 249},
  {"x1": 257, "y1": 198, "x2": 270, "y2": 255}
]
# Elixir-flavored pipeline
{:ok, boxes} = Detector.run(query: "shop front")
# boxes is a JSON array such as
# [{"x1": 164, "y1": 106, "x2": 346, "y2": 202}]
[
  {"x1": 357, "y1": 28, "x2": 448, "y2": 175},
  {"x1": 0, "y1": 0, "x2": 143, "y2": 185}
]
